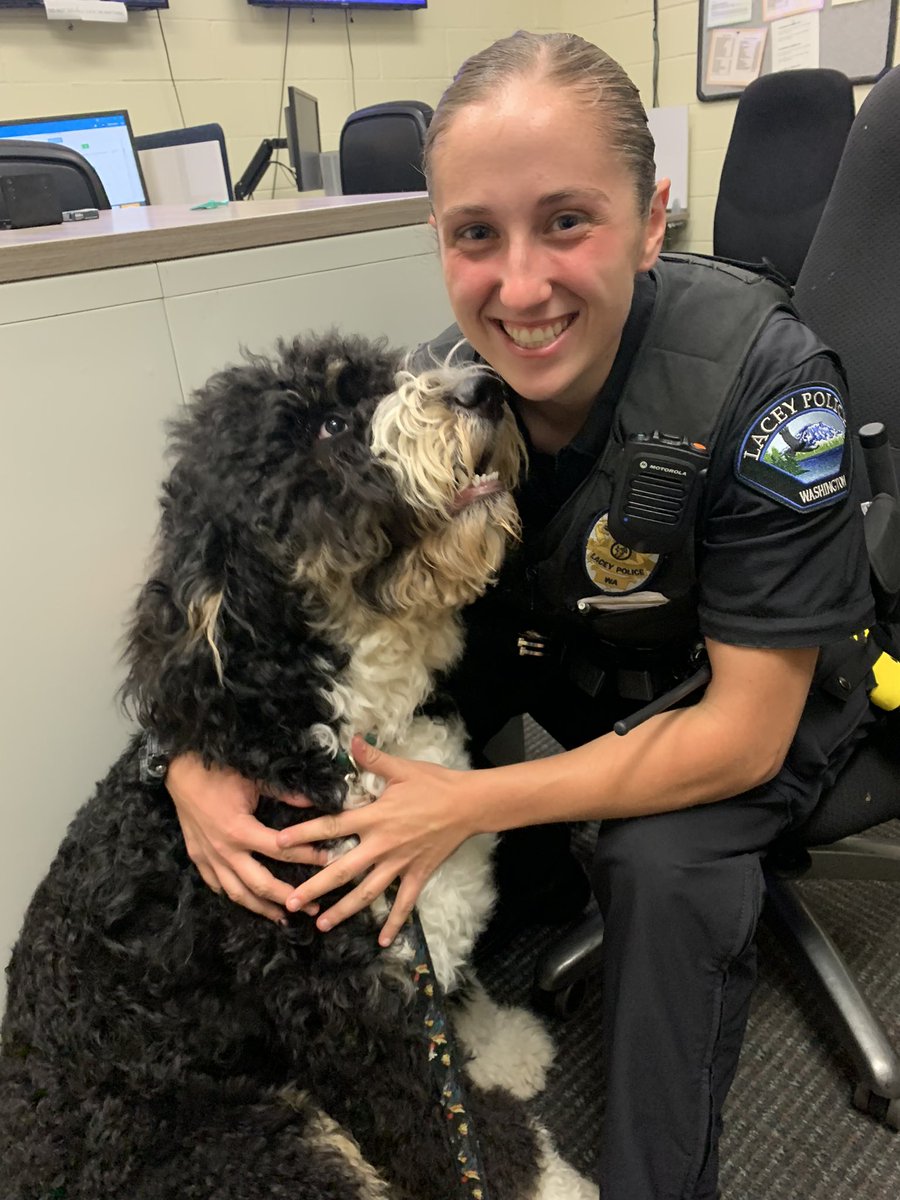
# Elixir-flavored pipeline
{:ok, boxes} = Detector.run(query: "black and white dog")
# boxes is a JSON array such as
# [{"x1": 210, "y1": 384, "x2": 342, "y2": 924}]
[{"x1": 1, "y1": 334, "x2": 593, "y2": 1200}]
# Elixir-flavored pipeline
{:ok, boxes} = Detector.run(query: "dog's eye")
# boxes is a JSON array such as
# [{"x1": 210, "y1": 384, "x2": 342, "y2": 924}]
[{"x1": 318, "y1": 414, "x2": 348, "y2": 440}]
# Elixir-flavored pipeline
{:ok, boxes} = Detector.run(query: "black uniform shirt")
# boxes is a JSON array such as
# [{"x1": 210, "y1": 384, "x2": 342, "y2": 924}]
[
  {"x1": 427, "y1": 264, "x2": 875, "y2": 782},
  {"x1": 699, "y1": 310, "x2": 873, "y2": 648},
  {"x1": 513, "y1": 271, "x2": 874, "y2": 652}
]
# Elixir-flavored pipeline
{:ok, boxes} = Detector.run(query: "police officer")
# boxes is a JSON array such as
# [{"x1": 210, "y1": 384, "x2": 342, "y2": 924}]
[{"x1": 164, "y1": 32, "x2": 876, "y2": 1200}]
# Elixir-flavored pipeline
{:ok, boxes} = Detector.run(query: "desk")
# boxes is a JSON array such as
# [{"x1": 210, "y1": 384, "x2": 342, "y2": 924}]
[
  {"x1": 0, "y1": 196, "x2": 451, "y2": 1011},
  {"x1": 0, "y1": 192, "x2": 431, "y2": 284}
]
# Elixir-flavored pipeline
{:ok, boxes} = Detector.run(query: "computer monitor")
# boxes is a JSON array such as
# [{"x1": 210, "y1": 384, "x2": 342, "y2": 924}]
[
  {"x1": 0, "y1": 1, "x2": 168, "y2": 8},
  {"x1": 0, "y1": 111, "x2": 148, "y2": 209},
  {"x1": 249, "y1": 2, "x2": 426, "y2": 8},
  {"x1": 284, "y1": 87, "x2": 323, "y2": 193}
]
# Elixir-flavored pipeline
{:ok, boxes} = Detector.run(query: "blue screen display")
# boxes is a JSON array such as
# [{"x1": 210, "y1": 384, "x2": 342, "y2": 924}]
[{"x1": 248, "y1": 1, "x2": 426, "y2": 8}]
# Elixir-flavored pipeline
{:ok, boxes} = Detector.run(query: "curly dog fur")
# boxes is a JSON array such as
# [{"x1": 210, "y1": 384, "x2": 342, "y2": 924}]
[{"x1": 0, "y1": 333, "x2": 593, "y2": 1200}]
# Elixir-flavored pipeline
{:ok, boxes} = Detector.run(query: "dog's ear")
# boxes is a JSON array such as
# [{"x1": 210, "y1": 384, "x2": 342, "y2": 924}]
[
  {"x1": 120, "y1": 469, "x2": 341, "y2": 788},
  {"x1": 120, "y1": 499, "x2": 232, "y2": 752}
]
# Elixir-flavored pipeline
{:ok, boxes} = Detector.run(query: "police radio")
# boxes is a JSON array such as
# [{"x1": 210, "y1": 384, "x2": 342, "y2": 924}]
[{"x1": 607, "y1": 431, "x2": 710, "y2": 555}]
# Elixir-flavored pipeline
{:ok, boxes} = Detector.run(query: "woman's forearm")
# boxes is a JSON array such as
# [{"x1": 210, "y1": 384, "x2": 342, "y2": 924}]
[{"x1": 462, "y1": 641, "x2": 819, "y2": 834}]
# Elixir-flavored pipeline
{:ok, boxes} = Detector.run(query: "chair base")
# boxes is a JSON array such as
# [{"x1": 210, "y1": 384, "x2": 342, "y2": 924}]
[
  {"x1": 532, "y1": 861, "x2": 900, "y2": 1130},
  {"x1": 763, "y1": 871, "x2": 900, "y2": 1125},
  {"x1": 806, "y1": 834, "x2": 900, "y2": 881},
  {"x1": 532, "y1": 910, "x2": 604, "y2": 1020}
]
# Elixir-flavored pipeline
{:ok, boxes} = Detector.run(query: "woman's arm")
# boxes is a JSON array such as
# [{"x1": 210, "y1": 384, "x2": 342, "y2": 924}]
[{"x1": 277, "y1": 639, "x2": 818, "y2": 943}]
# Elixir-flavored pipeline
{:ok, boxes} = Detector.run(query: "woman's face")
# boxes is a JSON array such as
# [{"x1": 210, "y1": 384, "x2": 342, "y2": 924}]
[{"x1": 429, "y1": 78, "x2": 668, "y2": 417}]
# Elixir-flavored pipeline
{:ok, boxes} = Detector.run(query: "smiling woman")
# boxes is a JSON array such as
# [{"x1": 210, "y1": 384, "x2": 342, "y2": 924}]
[
  {"x1": 160, "y1": 29, "x2": 878, "y2": 1200},
  {"x1": 420, "y1": 33, "x2": 667, "y2": 452},
  {"x1": 426, "y1": 85, "x2": 668, "y2": 451}
]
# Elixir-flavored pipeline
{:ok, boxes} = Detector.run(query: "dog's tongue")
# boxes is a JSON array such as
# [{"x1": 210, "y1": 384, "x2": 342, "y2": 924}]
[{"x1": 453, "y1": 478, "x2": 505, "y2": 511}]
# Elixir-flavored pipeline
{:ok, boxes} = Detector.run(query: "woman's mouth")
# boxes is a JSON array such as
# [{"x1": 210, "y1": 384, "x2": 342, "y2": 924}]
[{"x1": 497, "y1": 315, "x2": 576, "y2": 350}]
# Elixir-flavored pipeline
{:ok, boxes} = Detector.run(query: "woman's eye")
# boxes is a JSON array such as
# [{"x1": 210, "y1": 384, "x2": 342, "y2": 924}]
[
  {"x1": 318, "y1": 414, "x2": 348, "y2": 440},
  {"x1": 552, "y1": 212, "x2": 585, "y2": 232},
  {"x1": 458, "y1": 223, "x2": 494, "y2": 242}
]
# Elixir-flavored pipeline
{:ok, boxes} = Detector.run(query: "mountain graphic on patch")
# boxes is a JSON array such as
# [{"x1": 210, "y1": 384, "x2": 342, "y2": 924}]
[
  {"x1": 779, "y1": 420, "x2": 837, "y2": 455},
  {"x1": 763, "y1": 412, "x2": 844, "y2": 484}
]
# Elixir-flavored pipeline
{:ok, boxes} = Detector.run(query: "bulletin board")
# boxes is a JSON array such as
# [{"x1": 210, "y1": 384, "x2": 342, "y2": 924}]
[{"x1": 697, "y1": 0, "x2": 898, "y2": 101}]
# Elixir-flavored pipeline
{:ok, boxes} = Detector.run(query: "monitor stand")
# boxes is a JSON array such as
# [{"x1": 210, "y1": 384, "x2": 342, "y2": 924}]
[{"x1": 234, "y1": 137, "x2": 288, "y2": 201}]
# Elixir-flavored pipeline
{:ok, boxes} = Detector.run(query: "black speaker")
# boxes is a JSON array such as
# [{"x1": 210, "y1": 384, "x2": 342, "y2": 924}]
[{"x1": 339, "y1": 101, "x2": 433, "y2": 195}]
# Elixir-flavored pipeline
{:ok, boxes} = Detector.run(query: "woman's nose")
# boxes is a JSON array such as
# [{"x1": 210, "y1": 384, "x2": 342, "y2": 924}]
[{"x1": 497, "y1": 246, "x2": 553, "y2": 311}]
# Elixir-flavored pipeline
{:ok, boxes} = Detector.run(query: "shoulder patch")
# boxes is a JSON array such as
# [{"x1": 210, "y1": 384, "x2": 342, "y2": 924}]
[{"x1": 735, "y1": 383, "x2": 850, "y2": 512}]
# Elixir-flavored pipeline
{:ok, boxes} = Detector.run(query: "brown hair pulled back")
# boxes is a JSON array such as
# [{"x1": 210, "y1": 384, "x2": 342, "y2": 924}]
[{"x1": 423, "y1": 30, "x2": 657, "y2": 216}]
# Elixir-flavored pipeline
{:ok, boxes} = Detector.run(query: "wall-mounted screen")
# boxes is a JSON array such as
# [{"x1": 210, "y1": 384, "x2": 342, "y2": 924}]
[
  {"x1": 248, "y1": 2, "x2": 426, "y2": 9},
  {"x1": 0, "y1": 1, "x2": 169, "y2": 9}
]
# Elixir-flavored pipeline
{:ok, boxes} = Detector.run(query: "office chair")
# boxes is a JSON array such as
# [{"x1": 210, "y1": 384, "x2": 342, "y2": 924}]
[
  {"x1": 776, "y1": 60, "x2": 900, "y2": 1131},
  {"x1": 534, "y1": 65, "x2": 900, "y2": 1131},
  {"x1": 134, "y1": 123, "x2": 234, "y2": 201},
  {"x1": 713, "y1": 68, "x2": 854, "y2": 285},
  {"x1": 0, "y1": 139, "x2": 110, "y2": 215},
  {"x1": 339, "y1": 100, "x2": 432, "y2": 196}
]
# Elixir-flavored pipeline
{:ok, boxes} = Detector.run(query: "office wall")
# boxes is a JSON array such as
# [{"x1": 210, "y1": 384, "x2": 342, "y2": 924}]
[
  {"x1": 0, "y1": 2, "x2": 743, "y2": 248},
  {"x1": 0, "y1": 1, "x2": 898, "y2": 244},
  {"x1": 0, "y1": 0, "x2": 558, "y2": 205},
  {"x1": 564, "y1": 0, "x2": 900, "y2": 252}
]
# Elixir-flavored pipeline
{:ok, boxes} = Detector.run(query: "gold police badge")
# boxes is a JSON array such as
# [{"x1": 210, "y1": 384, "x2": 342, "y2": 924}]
[{"x1": 584, "y1": 512, "x2": 660, "y2": 594}]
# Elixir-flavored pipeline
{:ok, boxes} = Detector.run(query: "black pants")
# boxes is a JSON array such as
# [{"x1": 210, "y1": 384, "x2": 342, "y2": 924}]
[
  {"x1": 591, "y1": 772, "x2": 814, "y2": 1199},
  {"x1": 448, "y1": 618, "x2": 868, "y2": 1200}
]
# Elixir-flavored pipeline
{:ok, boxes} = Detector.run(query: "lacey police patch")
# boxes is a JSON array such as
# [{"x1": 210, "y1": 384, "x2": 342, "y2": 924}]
[
  {"x1": 735, "y1": 383, "x2": 850, "y2": 512},
  {"x1": 584, "y1": 512, "x2": 660, "y2": 594}
]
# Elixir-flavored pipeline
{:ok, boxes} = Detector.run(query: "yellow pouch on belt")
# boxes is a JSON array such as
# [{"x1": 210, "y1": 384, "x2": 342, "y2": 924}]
[
  {"x1": 852, "y1": 629, "x2": 900, "y2": 711},
  {"x1": 871, "y1": 650, "x2": 900, "y2": 710}
]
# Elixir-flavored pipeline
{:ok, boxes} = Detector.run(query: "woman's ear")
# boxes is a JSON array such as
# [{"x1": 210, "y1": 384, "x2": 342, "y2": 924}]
[{"x1": 637, "y1": 178, "x2": 671, "y2": 273}]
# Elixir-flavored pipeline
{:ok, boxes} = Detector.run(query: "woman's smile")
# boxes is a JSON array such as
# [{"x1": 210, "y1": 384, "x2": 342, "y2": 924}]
[{"x1": 494, "y1": 314, "x2": 578, "y2": 351}]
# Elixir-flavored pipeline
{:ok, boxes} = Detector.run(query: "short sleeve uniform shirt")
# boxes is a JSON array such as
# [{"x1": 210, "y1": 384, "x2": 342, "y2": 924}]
[
  {"x1": 475, "y1": 268, "x2": 876, "y2": 782},
  {"x1": 517, "y1": 272, "x2": 873, "y2": 650}
]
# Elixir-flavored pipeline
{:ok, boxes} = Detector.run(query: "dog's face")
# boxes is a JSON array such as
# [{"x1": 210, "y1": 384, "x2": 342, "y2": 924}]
[
  {"x1": 314, "y1": 355, "x2": 524, "y2": 621},
  {"x1": 161, "y1": 334, "x2": 523, "y2": 630},
  {"x1": 125, "y1": 333, "x2": 522, "y2": 772}
]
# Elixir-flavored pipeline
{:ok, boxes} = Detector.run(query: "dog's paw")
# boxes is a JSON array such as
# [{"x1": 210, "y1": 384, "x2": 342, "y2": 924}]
[
  {"x1": 532, "y1": 1125, "x2": 597, "y2": 1200},
  {"x1": 452, "y1": 979, "x2": 555, "y2": 1100}
]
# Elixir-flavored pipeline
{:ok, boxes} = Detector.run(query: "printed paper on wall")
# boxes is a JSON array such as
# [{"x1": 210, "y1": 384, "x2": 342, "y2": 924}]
[{"x1": 705, "y1": 26, "x2": 768, "y2": 88}]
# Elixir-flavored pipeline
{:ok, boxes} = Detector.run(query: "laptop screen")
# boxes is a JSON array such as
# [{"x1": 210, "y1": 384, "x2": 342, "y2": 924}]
[{"x1": 0, "y1": 111, "x2": 148, "y2": 208}]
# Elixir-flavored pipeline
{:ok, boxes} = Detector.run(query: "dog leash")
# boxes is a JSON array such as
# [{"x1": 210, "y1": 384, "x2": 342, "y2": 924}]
[
  {"x1": 342, "y1": 743, "x2": 491, "y2": 1200},
  {"x1": 405, "y1": 906, "x2": 491, "y2": 1200}
]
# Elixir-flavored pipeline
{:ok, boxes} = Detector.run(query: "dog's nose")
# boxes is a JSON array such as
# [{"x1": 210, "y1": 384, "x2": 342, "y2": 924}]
[{"x1": 452, "y1": 374, "x2": 504, "y2": 421}]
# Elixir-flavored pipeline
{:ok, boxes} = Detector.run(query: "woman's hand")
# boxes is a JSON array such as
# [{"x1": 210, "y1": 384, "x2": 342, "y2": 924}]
[
  {"x1": 166, "y1": 752, "x2": 326, "y2": 923},
  {"x1": 278, "y1": 736, "x2": 481, "y2": 946}
]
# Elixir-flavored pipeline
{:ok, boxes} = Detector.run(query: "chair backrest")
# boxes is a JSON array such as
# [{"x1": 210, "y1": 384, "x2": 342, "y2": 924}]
[
  {"x1": 0, "y1": 139, "x2": 110, "y2": 216},
  {"x1": 714, "y1": 68, "x2": 854, "y2": 284},
  {"x1": 134, "y1": 123, "x2": 233, "y2": 202},
  {"x1": 793, "y1": 65, "x2": 900, "y2": 447},
  {"x1": 339, "y1": 100, "x2": 432, "y2": 196}
]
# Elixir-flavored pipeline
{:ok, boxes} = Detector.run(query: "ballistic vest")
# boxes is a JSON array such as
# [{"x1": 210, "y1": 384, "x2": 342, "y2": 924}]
[{"x1": 415, "y1": 254, "x2": 792, "y2": 677}]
